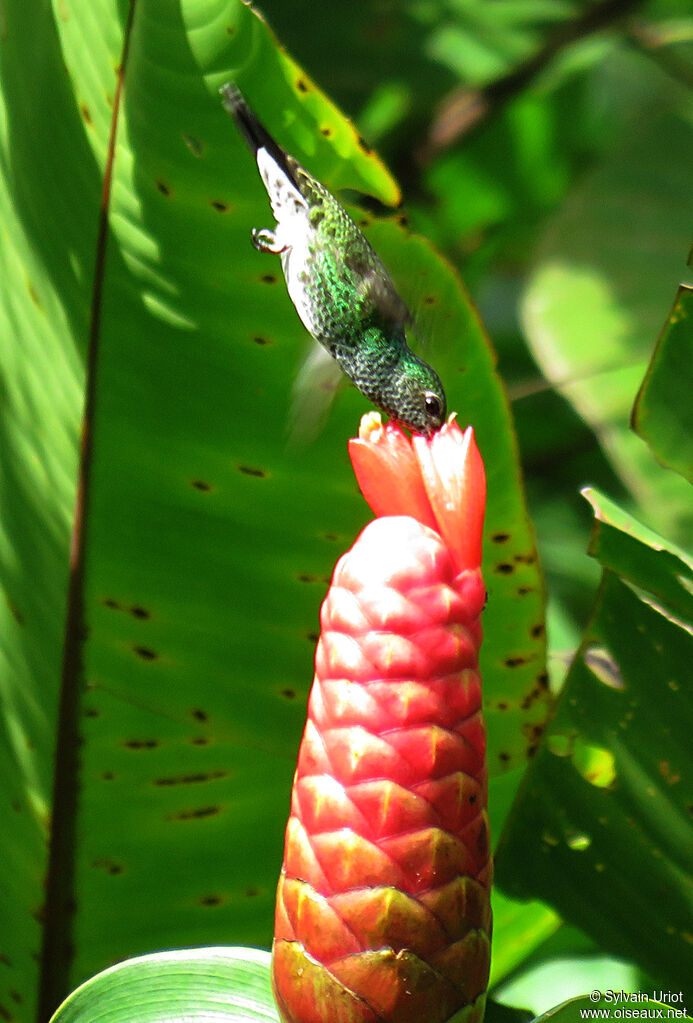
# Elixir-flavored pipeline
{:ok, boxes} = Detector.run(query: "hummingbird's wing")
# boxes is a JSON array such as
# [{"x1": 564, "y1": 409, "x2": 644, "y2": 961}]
[
  {"x1": 288, "y1": 342, "x2": 345, "y2": 446},
  {"x1": 338, "y1": 243, "x2": 412, "y2": 330}
]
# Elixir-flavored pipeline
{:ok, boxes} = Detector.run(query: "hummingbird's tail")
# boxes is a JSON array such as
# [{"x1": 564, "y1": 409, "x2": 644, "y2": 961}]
[
  {"x1": 220, "y1": 83, "x2": 298, "y2": 188},
  {"x1": 220, "y1": 84, "x2": 268, "y2": 154}
]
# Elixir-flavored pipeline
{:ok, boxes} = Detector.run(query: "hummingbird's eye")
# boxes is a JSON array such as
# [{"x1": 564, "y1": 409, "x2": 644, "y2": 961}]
[{"x1": 424, "y1": 391, "x2": 443, "y2": 419}]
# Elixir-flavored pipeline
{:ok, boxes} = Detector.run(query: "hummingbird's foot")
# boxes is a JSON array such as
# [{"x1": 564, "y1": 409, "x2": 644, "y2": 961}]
[{"x1": 251, "y1": 227, "x2": 285, "y2": 254}]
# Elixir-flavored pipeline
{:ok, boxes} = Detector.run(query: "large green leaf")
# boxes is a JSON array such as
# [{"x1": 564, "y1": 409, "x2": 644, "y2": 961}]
[
  {"x1": 632, "y1": 282, "x2": 693, "y2": 483},
  {"x1": 582, "y1": 487, "x2": 693, "y2": 622},
  {"x1": 49, "y1": 947, "x2": 279, "y2": 1023},
  {"x1": 1, "y1": 0, "x2": 546, "y2": 1017},
  {"x1": 0, "y1": 0, "x2": 94, "y2": 1017},
  {"x1": 494, "y1": 488, "x2": 693, "y2": 992}
]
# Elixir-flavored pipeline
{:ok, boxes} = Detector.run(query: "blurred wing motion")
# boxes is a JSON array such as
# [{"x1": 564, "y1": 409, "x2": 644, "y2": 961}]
[{"x1": 288, "y1": 343, "x2": 344, "y2": 447}]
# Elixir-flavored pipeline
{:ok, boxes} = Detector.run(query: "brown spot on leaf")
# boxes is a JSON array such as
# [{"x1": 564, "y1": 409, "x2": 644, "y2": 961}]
[
  {"x1": 191, "y1": 479, "x2": 212, "y2": 492},
  {"x1": 517, "y1": 586, "x2": 533, "y2": 595},
  {"x1": 155, "y1": 770, "x2": 226, "y2": 787},
  {"x1": 103, "y1": 597, "x2": 120, "y2": 609},
  {"x1": 495, "y1": 563, "x2": 514, "y2": 575},
  {"x1": 536, "y1": 672, "x2": 549, "y2": 688},
  {"x1": 499, "y1": 752, "x2": 511, "y2": 763},
  {"x1": 244, "y1": 886, "x2": 260, "y2": 897},
  {"x1": 237, "y1": 464, "x2": 268, "y2": 478},
  {"x1": 423, "y1": 295, "x2": 437, "y2": 306},
  {"x1": 102, "y1": 771, "x2": 115, "y2": 780},
  {"x1": 192, "y1": 736, "x2": 209, "y2": 746},
  {"x1": 80, "y1": 103, "x2": 92, "y2": 124},
  {"x1": 156, "y1": 180, "x2": 171, "y2": 196},
  {"x1": 260, "y1": 274, "x2": 277, "y2": 284},
  {"x1": 125, "y1": 739, "x2": 159, "y2": 750},
  {"x1": 523, "y1": 722, "x2": 545, "y2": 744},
  {"x1": 182, "y1": 133, "x2": 204, "y2": 157},
  {"x1": 320, "y1": 126, "x2": 333, "y2": 137},
  {"x1": 253, "y1": 335, "x2": 271, "y2": 345},
  {"x1": 92, "y1": 858, "x2": 123, "y2": 875},
  {"x1": 26, "y1": 278, "x2": 42, "y2": 309},
  {"x1": 84, "y1": 708, "x2": 99, "y2": 718},
  {"x1": 200, "y1": 894, "x2": 223, "y2": 906},
  {"x1": 131, "y1": 606, "x2": 150, "y2": 619},
  {"x1": 296, "y1": 78, "x2": 309, "y2": 93},
  {"x1": 191, "y1": 708, "x2": 208, "y2": 722},
  {"x1": 5, "y1": 597, "x2": 24, "y2": 624},
  {"x1": 210, "y1": 200, "x2": 229, "y2": 213},
  {"x1": 496, "y1": 702, "x2": 509, "y2": 711},
  {"x1": 306, "y1": 632, "x2": 319, "y2": 644},
  {"x1": 531, "y1": 623, "x2": 545, "y2": 638},
  {"x1": 133, "y1": 645, "x2": 157, "y2": 661},
  {"x1": 357, "y1": 135, "x2": 373, "y2": 154},
  {"x1": 281, "y1": 688, "x2": 297, "y2": 700},
  {"x1": 514, "y1": 553, "x2": 536, "y2": 564},
  {"x1": 169, "y1": 805, "x2": 220, "y2": 821},
  {"x1": 492, "y1": 533, "x2": 510, "y2": 544},
  {"x1": 505, "y1": 656, "x2": 526, "y2": 668}
]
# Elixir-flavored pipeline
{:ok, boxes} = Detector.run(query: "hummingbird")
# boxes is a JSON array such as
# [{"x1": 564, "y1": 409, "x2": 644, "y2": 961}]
[{"x1": 220, "y1": 83, "x2": 446, "y2": 437}]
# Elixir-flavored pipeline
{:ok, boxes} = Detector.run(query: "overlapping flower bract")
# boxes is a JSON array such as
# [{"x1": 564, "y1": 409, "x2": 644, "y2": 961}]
[{"x1": 272, "y1": 416, "x2": 491, "y2": 1023}]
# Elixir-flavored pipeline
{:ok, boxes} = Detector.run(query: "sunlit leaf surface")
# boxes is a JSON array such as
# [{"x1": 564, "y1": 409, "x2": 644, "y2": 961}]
[
  {"x1": 495, "y1": 489, "x2": 693, "y2": 992},
  {"x1": 1, "y1": 0, "x2": 544, "y2": 1015},
  {"x1": 50, "y1": 947, "x2": 279, "y2": 1023}
]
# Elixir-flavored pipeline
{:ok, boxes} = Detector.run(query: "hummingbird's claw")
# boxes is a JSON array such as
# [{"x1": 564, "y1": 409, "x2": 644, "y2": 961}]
[{"x1": 251, "y1": 227, "x2": 285, "y2": 254}]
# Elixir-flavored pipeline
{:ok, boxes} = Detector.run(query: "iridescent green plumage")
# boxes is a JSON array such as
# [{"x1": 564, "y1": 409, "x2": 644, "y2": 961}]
[{"x1": 221, "y1": 83, "x2": 446, "y2": 437}]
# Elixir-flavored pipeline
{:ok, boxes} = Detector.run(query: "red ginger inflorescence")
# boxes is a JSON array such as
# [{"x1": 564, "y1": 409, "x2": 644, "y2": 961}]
[{"x1": 272, "y1": 414, "x2": 491, "y2": 1023}]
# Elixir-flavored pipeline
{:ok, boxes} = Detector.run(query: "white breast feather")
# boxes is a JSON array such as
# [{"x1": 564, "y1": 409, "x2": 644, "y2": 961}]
[{"x1": 256, "y1": 147, "x2": 317, "y2": 336}]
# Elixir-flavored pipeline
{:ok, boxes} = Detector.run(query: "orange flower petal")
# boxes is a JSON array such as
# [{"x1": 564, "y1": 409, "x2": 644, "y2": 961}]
[
  {"x1": 348, "y1": 414, "x2": 437, "y2": 530},
  {"x1": 413, "y1": 419, "x2": 485, "y2": 572}
]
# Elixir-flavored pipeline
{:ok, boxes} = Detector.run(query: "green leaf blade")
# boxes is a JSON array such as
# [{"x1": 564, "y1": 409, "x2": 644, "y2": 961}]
[
  {"x1": 632, "y1": 283, "x2": 693, "y2": 484},
  {"x1": 4, "y1": 0, "x2": 545, "y2": 1011},
  {"x1": 495, "y1": 496, "x2": 693, "y2": 992},
  {"x1": 50, "y1": 947, "x2": 279, "y2": 1023}
]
